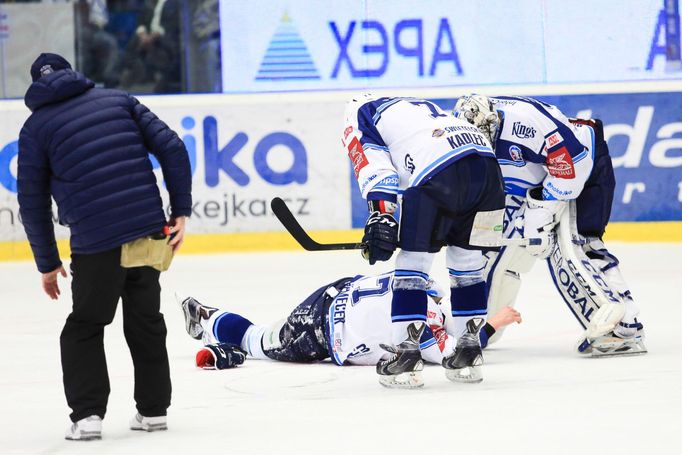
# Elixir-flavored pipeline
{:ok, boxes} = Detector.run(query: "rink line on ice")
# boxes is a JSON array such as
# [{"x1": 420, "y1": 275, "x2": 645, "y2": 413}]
[{"x1": 0, "y1": 221, "x2": 680, "y2": 262}]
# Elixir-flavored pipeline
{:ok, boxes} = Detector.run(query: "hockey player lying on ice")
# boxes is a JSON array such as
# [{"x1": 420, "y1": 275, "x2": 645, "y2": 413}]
[{"x1": 178, "y1": 272, "x2": 521, "y2": 377}]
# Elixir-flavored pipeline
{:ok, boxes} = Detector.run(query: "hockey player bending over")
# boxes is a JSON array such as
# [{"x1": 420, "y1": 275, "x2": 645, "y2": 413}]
[
  {"x1": 453, "y1": 95, "x2": 645, "y2": 357},
  {"x1": 342, "y1": 95, "x2": 506, "y2": 387},
  {"x1": 178, "y1": 273, "x2": 522, "y2": 372}
]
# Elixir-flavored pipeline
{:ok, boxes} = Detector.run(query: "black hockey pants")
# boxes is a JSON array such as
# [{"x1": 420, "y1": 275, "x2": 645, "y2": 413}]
[{"x1": 61, "y1": 247, "x2": 171, "y2": 422}]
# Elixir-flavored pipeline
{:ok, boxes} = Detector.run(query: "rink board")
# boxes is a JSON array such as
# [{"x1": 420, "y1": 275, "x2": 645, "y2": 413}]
[{"x1": 1, "y1": 82, "x2": 682, "y2": 262}]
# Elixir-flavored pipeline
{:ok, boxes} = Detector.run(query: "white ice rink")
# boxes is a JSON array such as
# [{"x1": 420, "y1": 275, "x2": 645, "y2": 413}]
[{"x1": 1, "y1": 242, "x2": 681, "y2": 455}]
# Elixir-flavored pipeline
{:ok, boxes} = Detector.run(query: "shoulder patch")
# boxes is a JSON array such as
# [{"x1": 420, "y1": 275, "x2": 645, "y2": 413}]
[
  {"x1": 347, "y1": 137, "x2": 368, "y2": 178},
  {"x1": 546, "y1": 147, "x2": 575, "y2": 179},
  {"x1": 546, "y1": 131, "x2": 563, "y2": 148}
]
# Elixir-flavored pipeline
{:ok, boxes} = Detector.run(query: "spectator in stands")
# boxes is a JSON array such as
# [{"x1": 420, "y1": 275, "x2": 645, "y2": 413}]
[{"x1": 119, "y1": 0, "x2": 182, "y2": 93}]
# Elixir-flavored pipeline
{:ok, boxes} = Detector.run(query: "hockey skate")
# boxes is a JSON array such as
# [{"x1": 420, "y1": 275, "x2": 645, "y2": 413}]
[
  {"x1": 376, "y1": 322, "x2": 425, "y2": 389},
  {"x1": 65, "y1": 415, "x2": 102, "y2": 441},
  {"x1": 576, "y1": 302, "x2": 647, "y2": 357},
  {"x1": 130, "y1": 413, "x2": 167, "y2": 432},
  {"x1": 442, "y1": 318, "x2": 484, "y2": 383},
  {"x1": 577, "y1": 329, "x2": 647, "y2": 357},
  {"x1": 178, "y1": 294, "x2": 218, "y2": 340}
]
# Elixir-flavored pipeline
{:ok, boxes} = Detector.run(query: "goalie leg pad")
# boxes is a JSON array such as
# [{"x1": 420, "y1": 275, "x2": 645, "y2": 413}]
[{"x1": 484, "y1": 245, "x2": 536, "y2": 345}]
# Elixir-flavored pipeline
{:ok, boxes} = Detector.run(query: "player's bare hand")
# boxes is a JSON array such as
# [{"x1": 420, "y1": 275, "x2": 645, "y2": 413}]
[
  {"x1": 167, "y1": 216, "x2": 187, "y2": 253},
  {"x1": 488, "y1": 306, "x2": 522, "y2": 331},
  {"x1": 42, "y1": 265, "x2": 67, "y2": 300}
]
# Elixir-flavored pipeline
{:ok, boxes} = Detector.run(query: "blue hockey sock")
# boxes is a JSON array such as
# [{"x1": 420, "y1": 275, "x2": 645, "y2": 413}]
[
  {"x1": 391, "y1": 289, "x2": 427, "y2": 344},
  {"x1": 213, "y1": 312, "x2": 254, "y2": 346},
  {"x1": 450, "y1": 281, "x2": 487, "y2": 338}
]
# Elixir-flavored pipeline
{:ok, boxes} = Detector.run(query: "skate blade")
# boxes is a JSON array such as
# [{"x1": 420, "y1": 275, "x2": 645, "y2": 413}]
[
  {"x1": 445, "y1": 365, "x2": 483, "y2": 383},
  {"x1": 579, "y1": 335, "x2": 648, "y2": 358},
  {"x1": 378, "y1": 371, "x2": 424, "y2": 389},
  {"x1": 590, "y1": 340, "x2": 648, "y2": 358}
]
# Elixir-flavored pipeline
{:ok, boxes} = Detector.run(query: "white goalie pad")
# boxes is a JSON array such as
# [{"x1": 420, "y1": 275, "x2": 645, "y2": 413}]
[
  {"x1": 544, "y1": 202, "x2": 641, "y2": 355},
  {"x1": 546, "y1": 202, "x2": 624, "y2": 329},
  {"x1": 484, "y1": 194, "x2": 536, "y2": 345}
]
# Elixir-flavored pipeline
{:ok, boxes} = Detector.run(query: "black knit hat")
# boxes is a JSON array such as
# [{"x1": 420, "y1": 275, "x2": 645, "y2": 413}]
[{"x1": 30, "y1": 53, "x2": 72, "y2": 82}]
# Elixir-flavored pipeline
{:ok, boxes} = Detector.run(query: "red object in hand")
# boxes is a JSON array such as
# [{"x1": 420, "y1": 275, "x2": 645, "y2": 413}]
[
  {"x1": 196, "y1": 349, "x2": 215, "y2": 369},
  {"x1": 162, "y1": 225, "x2": 171, "y2": 236}
]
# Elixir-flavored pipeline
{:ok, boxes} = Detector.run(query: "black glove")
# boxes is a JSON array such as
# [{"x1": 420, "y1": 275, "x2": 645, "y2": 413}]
[
  {"x1": 362, "y1": 211, "x2": 398, "y2": 265},
  {"x1": 196, "y1": 343, "x2": 247, "y2": 370}
]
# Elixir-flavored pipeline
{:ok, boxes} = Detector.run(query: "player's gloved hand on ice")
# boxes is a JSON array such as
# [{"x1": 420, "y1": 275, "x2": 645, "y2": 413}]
[
  {"x1": 362, "y1": 211, "x2": 398, "y2": 265},
  {"x1": 520, "y1": 188, "x2": 567, "y2": 259},
  {"x1": 196, "y1": 343, "x2": 246, "y2": 370}
]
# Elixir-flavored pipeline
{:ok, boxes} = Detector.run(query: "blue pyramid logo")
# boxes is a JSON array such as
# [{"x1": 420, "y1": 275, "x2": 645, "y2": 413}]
[{"x1": 255, "y1": 12, "x2": 320, "y2": 81}]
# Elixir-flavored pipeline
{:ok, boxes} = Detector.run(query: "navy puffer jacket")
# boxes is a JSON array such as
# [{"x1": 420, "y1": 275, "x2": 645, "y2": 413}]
[{"x1": 18, "y1": 68, "x2": 192, "y2": 272}]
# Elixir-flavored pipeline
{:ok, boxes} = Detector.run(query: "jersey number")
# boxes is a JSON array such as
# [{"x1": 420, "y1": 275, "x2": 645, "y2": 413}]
[
  {"x1": 351, "y1": 276, "x2": 391, "y2": 305},
  {"x1": 409, "y1": 100, "x2": 448, "y2": 119}
]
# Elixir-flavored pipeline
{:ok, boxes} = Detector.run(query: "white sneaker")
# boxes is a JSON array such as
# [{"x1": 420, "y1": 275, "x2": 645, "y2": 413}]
[
  {"x1": 65, "y1": 415, "x2": 102, "y2": 441},
  {"x1": 130, "y1": 413, "x2": 167, "y2": 432}
]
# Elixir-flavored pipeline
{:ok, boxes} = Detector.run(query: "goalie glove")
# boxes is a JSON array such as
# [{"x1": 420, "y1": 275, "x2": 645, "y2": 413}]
[
  {"x1": 196, "y1": 343, "x2": 246, "y2": 370},
  {"x1": 519, "y1": 187, "x2": 567, "y2": 259},
  {"x1": 361, "y1": 211, "x2": 398, "y2": 265}
]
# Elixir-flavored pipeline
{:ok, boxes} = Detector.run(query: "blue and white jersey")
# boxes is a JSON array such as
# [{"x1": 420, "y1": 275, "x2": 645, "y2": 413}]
[
  {"x1": 343, "y1": 94, "x2": 495, "y2": 200},
  {"x1": 327, "y1": 273, "x2": 454, "y2": 366},
  {"x1": 491, "y1": 96, "x2": 596, "y2": 201}
]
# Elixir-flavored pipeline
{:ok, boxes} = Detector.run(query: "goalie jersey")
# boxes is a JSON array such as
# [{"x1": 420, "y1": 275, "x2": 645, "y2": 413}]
[
  {"x1": 490, "y1": 96, "x2": 596, "y2": 201},
  {"x1": 328, "y1": 273, "x2": 454, "y2": 366},
  {"x1": 343, "y1": 94, "x2": 496, "y2": 200}
]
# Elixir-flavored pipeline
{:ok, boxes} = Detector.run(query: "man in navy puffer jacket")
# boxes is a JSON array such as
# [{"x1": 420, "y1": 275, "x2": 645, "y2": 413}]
[{"x1": 18, "y1": 53, "x2": 192, "y2": 440}]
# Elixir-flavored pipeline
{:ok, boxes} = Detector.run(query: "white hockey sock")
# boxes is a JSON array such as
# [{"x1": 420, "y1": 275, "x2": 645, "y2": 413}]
[
  {"x1": 243, "y1": 324, "x2": 268, "y2": 359},
  {"x1": 201, "y1": 310, "x2": 225, "y2": 345}
]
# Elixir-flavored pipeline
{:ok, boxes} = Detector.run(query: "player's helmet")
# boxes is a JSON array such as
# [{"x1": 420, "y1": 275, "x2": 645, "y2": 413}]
[{"x1": 453, "y1": 95, "x2": 500, "y2": 146}]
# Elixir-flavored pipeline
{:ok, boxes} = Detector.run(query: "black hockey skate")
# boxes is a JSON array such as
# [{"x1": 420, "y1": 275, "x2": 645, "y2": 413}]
[
  {"x1": 442, "y1": 318, "x2": 484, "y2": 383},
  {"x1": 376, "y1": 322, "x2": 425, "y2": 389},
  {"x1": 178, "y1": 295, "x2": 218, "y2": 340}
]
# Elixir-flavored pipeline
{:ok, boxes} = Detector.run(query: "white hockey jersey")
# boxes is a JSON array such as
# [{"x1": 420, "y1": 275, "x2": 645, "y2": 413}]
[
  {"x1": 343, "y1": 94, "x2": 496, "y2": 199},
  {"x1": 490, "y1": 96, "x2": 596, "y2": 201},
  {"x1": 327, "y1": 273, "x2": 455, "y2": 366}
]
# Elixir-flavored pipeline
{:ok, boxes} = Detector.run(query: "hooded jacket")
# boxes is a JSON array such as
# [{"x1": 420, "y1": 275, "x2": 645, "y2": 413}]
[{"x1": 18, "y1": 58, "x2": 191, "y2": 273}]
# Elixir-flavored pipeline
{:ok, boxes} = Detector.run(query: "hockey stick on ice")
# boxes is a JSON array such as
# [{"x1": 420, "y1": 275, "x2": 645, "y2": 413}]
[
  {"x1": 271, "y1": 197, "x2": 538, "y2": 252},
  {"x1": 271, "y1": 197, "x2": 365, "y2": 251}
]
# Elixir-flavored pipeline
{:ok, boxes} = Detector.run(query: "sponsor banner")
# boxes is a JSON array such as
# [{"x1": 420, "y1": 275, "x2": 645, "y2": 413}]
[
  {"x1": 219, "y1": 0, "x2": 679, "y2": 93},
  {"x1": 2, "y1": 90, "x2": 681, "y2": 245},
  {"x1": 351, "y1": 91, "x2": 682, "y2": 227},
  {"x1": 0, "y1": 95, "x2": 350, "y2": 243}
]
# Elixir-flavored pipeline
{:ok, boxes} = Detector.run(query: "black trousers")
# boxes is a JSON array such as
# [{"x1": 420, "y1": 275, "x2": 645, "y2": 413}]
[{"x1": 61, "y1": 247, "x2": 171, "y2": 422}]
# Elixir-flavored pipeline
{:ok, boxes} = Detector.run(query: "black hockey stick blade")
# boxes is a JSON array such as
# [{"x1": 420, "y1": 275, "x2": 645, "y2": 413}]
[{"x1": 270, "y1": 197, "x2": 365, "y2": 251}]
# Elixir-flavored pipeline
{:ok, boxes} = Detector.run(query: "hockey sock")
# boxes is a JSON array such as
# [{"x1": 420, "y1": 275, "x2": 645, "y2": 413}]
[
  {"x1": 450, "y1": 281, "x2": 487, "y2": 339},
  {"x1": 242, "y1": 324, "x2": 268, "y2": 359},
  {"x1": 390, "y1": 289, "x2": 427, "y2": 345},
  {"x1": 211, "y1": 312, "x2": 254, "y2": 346}
]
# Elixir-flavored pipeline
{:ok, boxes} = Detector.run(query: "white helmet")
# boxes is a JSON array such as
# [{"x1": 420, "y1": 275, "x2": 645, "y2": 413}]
[{"x1": 453, "y1": 94, "x2": 500, "y2": 145}]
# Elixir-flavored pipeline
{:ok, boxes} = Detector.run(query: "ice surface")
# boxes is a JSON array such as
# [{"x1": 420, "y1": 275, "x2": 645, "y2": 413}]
[{"x1": 1, "y1": 243, "x2": 680, "y2": 454}]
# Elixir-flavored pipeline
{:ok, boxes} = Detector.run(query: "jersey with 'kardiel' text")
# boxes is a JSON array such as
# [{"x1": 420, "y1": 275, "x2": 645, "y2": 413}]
[
  {"x1": 342, "y1": 94, "x2": 496, "y2": 200},
  {"x1": 491, "y1": 95, "x2": 596, "y2": 201}
]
